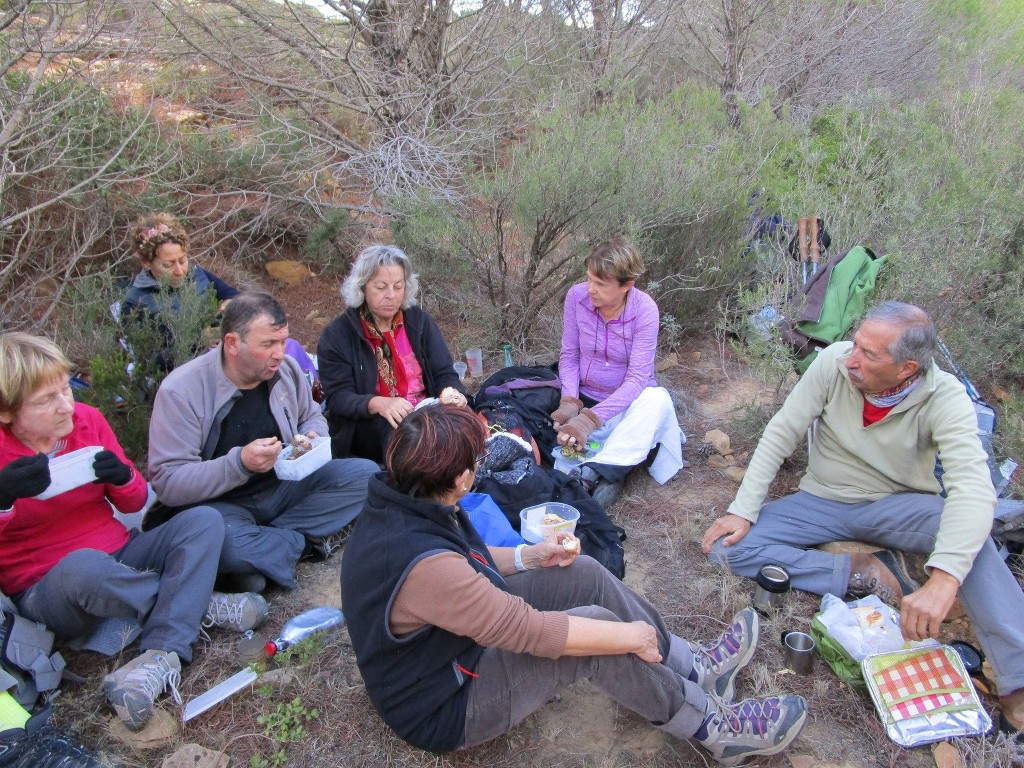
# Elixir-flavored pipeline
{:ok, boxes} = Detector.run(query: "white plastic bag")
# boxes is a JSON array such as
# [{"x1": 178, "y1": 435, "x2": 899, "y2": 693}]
[{"x1": 817, "y1": 593, "x2": 904, "y2": 661}]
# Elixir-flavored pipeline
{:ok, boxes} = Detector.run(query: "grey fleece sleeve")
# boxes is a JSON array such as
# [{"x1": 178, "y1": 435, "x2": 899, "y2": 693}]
[{"x1": 148, "y1": 385, "x2": 251, "y2": 507}]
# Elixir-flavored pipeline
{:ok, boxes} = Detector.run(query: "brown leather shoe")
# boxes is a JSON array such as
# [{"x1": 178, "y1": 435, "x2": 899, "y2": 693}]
[
  {"x1": 999, "y1": 687, "x2": 1024, "y2": 743},
  {"x1": 847, "y1": 550, "x2": 919, "y2": 607}
]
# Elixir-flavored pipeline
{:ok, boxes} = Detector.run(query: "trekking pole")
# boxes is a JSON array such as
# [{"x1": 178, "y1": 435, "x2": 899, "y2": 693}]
[
  {"x1": 798, "y1": 217, "x2": 809, "y2": 283},
  {"x1": 936, "y1": 337, "x2": 982, "y2": 401},
  {"x1": 809, "y1": 217, "x2": 820, "y2": 275}
]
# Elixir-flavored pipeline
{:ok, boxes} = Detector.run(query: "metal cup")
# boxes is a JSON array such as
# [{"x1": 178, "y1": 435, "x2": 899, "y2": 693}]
[
  {"x1": 782, "y1": 631, "x2": 816, "y2": 675},
  {"x1": 752, "y1": 564, "x2": 791, "y2": 615}
]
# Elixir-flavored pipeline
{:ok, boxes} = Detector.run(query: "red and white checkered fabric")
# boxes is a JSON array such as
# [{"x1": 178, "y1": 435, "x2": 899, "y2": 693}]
[{"x1": 871, "y1": 648, "x2": 973, "y2": 722}]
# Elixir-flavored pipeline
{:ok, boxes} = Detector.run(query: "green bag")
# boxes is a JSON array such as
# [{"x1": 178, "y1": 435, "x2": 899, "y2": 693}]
[
  {"x1": 810, "y1": 613, "x2": 867, "y2": 690},
  {"x1": 780, "y1": 245, "x2": 887, "y2": 374}
]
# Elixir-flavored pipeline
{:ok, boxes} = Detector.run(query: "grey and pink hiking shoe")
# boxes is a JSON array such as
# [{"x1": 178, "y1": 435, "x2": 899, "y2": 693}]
[
  {"x1": 695, "y1": 692, "x2": 808, "y2": 766},
  {"x1": 690, "y1": 607, "x2": 760, "y2": 701}
]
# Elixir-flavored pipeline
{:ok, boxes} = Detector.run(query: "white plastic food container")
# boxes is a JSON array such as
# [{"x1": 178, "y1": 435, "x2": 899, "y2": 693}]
[
  {"x1": 551, "y1": 441, "x2": 602, "y2": 474},
  {"x1": 274, "y1": 436, "x2": 331, "y2": 481},
  {"x1": 519, "y1": 502, "x2": 580, "y2": 544},
  {"x1": 36, "y1": 446, "x2": 102, "y2": 499}
]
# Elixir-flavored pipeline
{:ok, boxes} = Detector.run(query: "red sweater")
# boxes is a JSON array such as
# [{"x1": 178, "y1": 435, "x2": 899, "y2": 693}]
[{"x1": 0, "y1": 403, "x2": 148, "y2": 594}]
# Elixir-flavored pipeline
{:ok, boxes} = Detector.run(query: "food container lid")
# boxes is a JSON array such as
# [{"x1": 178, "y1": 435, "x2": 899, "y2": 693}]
[
  {"x1": 949, "y1": 641, "x2": 984, "y2": 674},
  {"x1": 36, "y1": 446, "x2": 102, "y2": 500},
  {"x1": 755, "y1": 564, "x2": 791, "y2": 593}
]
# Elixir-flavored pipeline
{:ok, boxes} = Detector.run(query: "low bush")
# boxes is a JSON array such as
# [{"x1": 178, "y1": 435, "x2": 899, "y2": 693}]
[
  {"x1": 55, "y1": 275, "x2": 220, "y2": 466},
  {"x1": 396, "y1": 86, "x2": 766, "y2": 348}
]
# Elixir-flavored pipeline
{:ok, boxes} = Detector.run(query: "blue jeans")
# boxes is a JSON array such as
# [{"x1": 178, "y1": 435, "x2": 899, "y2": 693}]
[{"x1": 709, "y1": 490, "x2": 1024, "y2": 695}]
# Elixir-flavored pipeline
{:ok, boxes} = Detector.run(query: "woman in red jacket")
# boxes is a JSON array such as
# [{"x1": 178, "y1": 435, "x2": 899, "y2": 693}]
[{"x1": 0, "y1": 332, "x2": 264, "y2": 731}]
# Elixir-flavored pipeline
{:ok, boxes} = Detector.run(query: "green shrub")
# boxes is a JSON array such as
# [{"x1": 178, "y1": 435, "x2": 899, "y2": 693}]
[
  {"x1": 55, "y1": 275, "x2": 220, "y2": 466},
  {"x1": 395, "y1": 86, "x2": 766, "y2": 347},
  {"x1": 730, "y1": 89, "x2": 1024, "y2": 391}
]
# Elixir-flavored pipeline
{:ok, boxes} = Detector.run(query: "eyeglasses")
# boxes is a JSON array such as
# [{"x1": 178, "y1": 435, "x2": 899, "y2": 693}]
[{"x1": 474, "y1": 452, "x2": 489, "y2": 469}]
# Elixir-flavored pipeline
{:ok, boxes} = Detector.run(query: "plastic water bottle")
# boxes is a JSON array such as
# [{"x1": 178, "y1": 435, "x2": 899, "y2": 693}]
[
  {"x1": 264, "y1": 606, "x2": 345, "y2": 657},
  {"x1": 502, "y1": 344, "x2": 515, "y2": 367}
]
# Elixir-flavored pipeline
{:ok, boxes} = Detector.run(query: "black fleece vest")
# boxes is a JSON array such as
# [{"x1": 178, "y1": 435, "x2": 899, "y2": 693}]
[{"x1": 342, "y1": 474, "x2": 507, "y2": 751}]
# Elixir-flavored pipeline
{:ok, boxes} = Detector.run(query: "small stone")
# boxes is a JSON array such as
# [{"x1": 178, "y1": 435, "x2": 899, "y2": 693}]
[
  {"x1": 162, "y1": 744, "x2": 230, "y2": 768},
  {"x1": 703, "y1": 429, "x2": 731, "y2": 456},
  {"x1": 109, "y1": 708, "x2": 179, "y2": 748},
  {"x1": 690, "y1": 351, "x2": 702, "y2": 362},
  {"x1": 305, "y1": 309, "x2": 327, "y2": 322},
  {"x1": 260, "y1": 667, "x2": 299, "y2": 688},
  {"x1": 707, "y1": 454, "x2": 731, "y2": 469},
  {"x1": 991, "y1": 384, "x2": 1010, "y2": 402},
  {"x1": 166, "y1": 108, "x2": 205, "y2": 125},
  {"x1": 655, "y1": 352, "x2": 678, "y2": 372},
  {"x1": 33, "y1": 278, "x2": 60, "y2": 298},
  {"x1": 265, "y1": 260, "x2": 311, "y2": 285},
  {"x1": 724, "y1": 466, "x2": 746, "y2": 483}
]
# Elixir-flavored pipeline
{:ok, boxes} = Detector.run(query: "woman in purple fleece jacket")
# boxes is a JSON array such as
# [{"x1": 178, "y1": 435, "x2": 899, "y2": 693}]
[{"x1": 553, "y1": 237, "x2": 684, "y2": 505}]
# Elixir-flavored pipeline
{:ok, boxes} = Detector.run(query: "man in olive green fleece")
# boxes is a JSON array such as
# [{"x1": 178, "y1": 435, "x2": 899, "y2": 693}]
[{"x1": 701, "y1": 301, "x2": 1024, "y2": 736}]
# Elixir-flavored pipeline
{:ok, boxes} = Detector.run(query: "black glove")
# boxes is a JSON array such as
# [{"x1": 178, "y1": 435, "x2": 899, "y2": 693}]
[
  {"x1": 0, "y1": 453, "x2": 51, "y2": 509},
  {"x1": 92, "y1": 450, "x2": 133, "y2": 487}
]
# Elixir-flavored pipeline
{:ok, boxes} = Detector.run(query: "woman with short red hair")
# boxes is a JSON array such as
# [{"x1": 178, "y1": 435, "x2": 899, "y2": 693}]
[{"x1": 341, "y1": 404, "x2": 806, "y2": 765}]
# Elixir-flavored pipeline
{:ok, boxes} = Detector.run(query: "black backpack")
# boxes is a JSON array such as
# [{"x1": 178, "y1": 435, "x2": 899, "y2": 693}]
[
  {"x1": 474, "y1": 464, "x2": 627, "y2": 579},
  {"x1": 473, "y1": 366, "x2": 562, "y2": 463}
]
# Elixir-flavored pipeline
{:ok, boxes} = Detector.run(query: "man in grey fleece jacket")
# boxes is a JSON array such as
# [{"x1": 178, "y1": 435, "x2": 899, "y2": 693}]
[
  {"x1": 701, "y1": 301, "x2": 1024, "y2": 736},
  {"x1": 149, "y1": 293, "x2": 376, "y2": 591}
]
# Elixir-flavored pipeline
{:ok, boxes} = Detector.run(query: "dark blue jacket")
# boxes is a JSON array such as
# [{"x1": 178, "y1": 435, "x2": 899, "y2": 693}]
[
  {"x1": 342, "y1": 473, "x2": 505, "y2": 751},
  {"x1": 121, "y1": 266, "x2": 239, "y2": 372},
  {"x1": 122, "y1": 265, "x2": 238, "y2": 318}
]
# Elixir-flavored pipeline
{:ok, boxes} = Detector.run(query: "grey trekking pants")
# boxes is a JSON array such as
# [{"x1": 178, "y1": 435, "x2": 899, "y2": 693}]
[
  {"x1": 709, "y1": 490, "x2": 1024, "y2": 695},
  {"x1": 195, "y1": 457, "x2": 376, "y2": 589},
  {"x1": 463, "y1": 556, "x2": 709, "y2": 748},
  {"x1": 16, "y1": 507, "x2": 223, "y2": 663}
]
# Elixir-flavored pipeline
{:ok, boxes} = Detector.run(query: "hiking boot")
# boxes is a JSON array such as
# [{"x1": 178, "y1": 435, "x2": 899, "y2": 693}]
[
  {"x1": 567, "y1": 467, "x2": 597, "y2": 491},
  {"x1": 0, "y1": 724, "x2": 105, "y2": 768},
  {"x1": 998, "y1": 687, "x2": 1024, "y2": 744},
  {"x1": 591, "y1": 480, "x2": 622, "y2": 510},
  {"x1": 998, "y1": 711, "x2": 1024, "y2": 744},
  {"x1": 301, "y1": 536, "x2": 330, "y2": 562},
  {"x1": 567, "y1": 468, "x2": 621, "y2": 508},
  {"x1": 690, "y1": 608, "x2": 760, "y2": 701},
  {"x1": 302, "y1": 523, "x2": 357, "y2": 562},
  {"x1": 847, "y1": 549, "x2": 919, "y2": 607},
  {"x1": 203, "y1": 591, "x2": 268, "y2": 633},
  {"x1": 226, "y1": 572, "x2": 267, "y2": 595},
  {"x1": 694, "y1": 692, "x2": 808, "y2": 766},
  {"x1": 102, "y1": 649, "x2": 181, "y2": 730}
]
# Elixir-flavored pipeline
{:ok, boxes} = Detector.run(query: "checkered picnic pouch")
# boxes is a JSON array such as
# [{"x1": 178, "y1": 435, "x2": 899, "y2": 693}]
[
  {"x1": 862, "y1": 645, "x2": 992, "y2": 747},
  {"x1": 867, "y1": 647, "x2": 974, "y2": 722}
]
